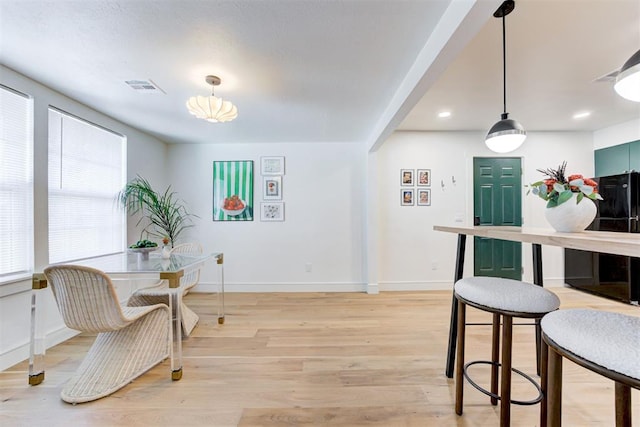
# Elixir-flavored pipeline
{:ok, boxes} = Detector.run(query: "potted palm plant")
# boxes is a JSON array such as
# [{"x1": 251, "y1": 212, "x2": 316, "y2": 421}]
[{"x1": 117, "y1": 175, "x2": 197, "y2": 248}]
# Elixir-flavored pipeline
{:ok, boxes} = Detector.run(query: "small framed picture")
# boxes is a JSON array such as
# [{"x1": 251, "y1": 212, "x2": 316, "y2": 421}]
[
  {"x1": 261, "y1": 202, "x2": 284, "y2": 221},
  {"x1": 401, "y1": 189, "x2": 414, "y2": 206},
  {"x1": 261, "y1": 156, "x2": 285, "y2": 175},
  {"x1": 417, "y1": 169, "x2": 431, "y2": 187},
  {"x1": 417, "y1": 188, "x2": 431, "y2": 206},
  {"x1": 263, "y1": 176, "x2": 282, "y2": 200},
  {"x1": 401, "y1": 169, "x2": 414, "y2": 186}
]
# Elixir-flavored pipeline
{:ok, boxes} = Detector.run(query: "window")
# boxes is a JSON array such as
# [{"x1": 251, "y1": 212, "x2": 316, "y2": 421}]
[
  {"x1": 0, "y1": 85, "x2": 34, "y2": 281},
  {"x1": 48, "y1": 109, "x2": 126, "y2": 263}
]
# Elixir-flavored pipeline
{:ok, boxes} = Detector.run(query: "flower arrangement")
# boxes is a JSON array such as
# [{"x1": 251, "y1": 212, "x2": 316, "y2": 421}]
[{"x1": 528, "y1": 161, "x2": 603, "y2": 208}]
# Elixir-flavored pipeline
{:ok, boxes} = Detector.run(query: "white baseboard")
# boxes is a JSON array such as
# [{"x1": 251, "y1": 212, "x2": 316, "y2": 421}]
[
  {"x1": 0, "y1": 326, "x2": 79, "y2": 372},
  {"x1": 377, "y1": 277, "x2": 567, "y2": 292},
  {"x1": 192, "y1": 278, "x2": 568, "y2": 294},
  {"x1": 366, "y1": 282, "x2": 379, "y2": 294},
  {"x1": 378, "y1": 281, "x2": 453, "y2": 291},
  {"x1": 193, "y1": 281, "x2": 367, "y2": 293}
]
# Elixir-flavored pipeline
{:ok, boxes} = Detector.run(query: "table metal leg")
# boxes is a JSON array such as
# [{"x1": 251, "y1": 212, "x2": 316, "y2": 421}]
[
  {"x1": 446, "y1": 233, "x2": 467, "y2": 378},
  {"x1": 532, "y1": 243, "x2": 543, "y2": 375},
  {"x1": 28, "y1": 274, "x2": 48, "y2": 385},
  {"x1": 217, "y1": 254, "x2": 225, "y2": 324},
  {"x1": 532, "y1": 243, "x2": 543, "y2": 287}
]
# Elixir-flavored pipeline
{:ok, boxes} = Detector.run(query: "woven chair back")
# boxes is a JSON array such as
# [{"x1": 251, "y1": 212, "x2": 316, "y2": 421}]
[{"x1": 44, "y1": 265, "x2": 130, "y2": 333}]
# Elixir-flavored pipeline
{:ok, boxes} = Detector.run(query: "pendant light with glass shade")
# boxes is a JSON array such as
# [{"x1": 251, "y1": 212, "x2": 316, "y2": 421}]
[
  {"x1": 485, "y1": 0, "x2": 526, "y2": 154},
  {"x1": 614, "y1": 49, "x2": 640, "y2": 102}
]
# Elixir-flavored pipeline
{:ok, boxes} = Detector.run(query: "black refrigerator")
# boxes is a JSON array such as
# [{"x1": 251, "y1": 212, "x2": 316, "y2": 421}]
[{"x1": 564, "y1": 172, "x2": 639, "y2": 305}]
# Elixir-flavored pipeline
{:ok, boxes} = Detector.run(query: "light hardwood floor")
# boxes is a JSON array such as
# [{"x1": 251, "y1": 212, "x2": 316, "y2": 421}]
[{"x1": 1, "y1": 287, "x2": 638, "y2": 426}]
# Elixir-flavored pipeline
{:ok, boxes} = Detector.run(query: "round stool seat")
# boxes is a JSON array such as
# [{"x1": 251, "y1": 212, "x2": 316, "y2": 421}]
[
  {"x1": 541, "y1": 309, "x2": 640, "y2": 380},
  {"x1": 455, "y1": 277, "x2": 560, "y2": 315}
]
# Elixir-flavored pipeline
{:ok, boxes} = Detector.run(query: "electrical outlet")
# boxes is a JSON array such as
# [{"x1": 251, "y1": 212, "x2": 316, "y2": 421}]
[
  {"x1": 431, "y1": 261, "x2": 438, "y2": 270},
  {"x1": 305, "y1": 263, "x2": 312, "y2": 273}
]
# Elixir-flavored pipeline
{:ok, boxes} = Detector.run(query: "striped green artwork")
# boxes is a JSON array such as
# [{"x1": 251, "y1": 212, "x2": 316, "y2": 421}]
[{"x1": 213, "y1": 160, "x2": 254, "y2": 221}]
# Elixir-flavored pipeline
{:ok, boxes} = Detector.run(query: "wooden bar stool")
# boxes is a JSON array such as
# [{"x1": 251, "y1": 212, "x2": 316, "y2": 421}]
[
  {"x1": 454, "y1": 276, "x2": 561, "y2": 427},
  {"x1": 541, "y1": 309, "x2": 640, "y2": 427}
]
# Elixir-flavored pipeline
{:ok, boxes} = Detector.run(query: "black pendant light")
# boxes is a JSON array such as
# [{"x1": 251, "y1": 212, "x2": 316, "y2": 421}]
[{"x1": 485, "y1": 0, "x2": 526, "y2": 153}]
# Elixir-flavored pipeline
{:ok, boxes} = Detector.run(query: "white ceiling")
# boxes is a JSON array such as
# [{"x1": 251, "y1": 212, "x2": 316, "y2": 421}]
[
  {"x1": 1, "y1": 0, "x2": 639, "y2": 147},
  {"x1": 400, "y1": 0, "x2": 640, "y2": 134}
]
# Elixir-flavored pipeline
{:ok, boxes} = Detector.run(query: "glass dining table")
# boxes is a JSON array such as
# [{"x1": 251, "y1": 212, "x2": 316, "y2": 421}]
[{"x1": 28, "y1": 251, "x2": 224, "y2": 385}]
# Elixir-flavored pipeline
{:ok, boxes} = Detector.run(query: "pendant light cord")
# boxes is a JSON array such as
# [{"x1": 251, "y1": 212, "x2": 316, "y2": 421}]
[{"x1": 502, "y1": 13, "x2": 507, "y2": 116}]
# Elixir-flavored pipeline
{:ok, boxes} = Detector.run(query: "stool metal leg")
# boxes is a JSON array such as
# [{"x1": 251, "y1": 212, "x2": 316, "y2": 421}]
[
  {"x1": 455, "y1": 299, "x2": 466, "y2": 416},
  {"x1": 540, "y1": 336, "x2": 549, "y2": 427},
  {"x1": 535, "y1": 319, "x2": 542, "y2": 376},
  {"x1": 500, "y1": 315, "x2": 513, "y2": 427},
  {"x1": 614, "y1": 382, "x2": 631, "y2": 427},
  {"x1": 547, "y1": 347, "x2": 563, "y2": 426},
  {"x1": 491, "y1": 313, "x2": 500, "y2": 406}
]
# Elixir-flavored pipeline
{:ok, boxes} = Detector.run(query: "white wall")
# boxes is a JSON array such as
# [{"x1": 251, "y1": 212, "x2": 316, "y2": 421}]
[
  {"x1": 593, "y1": 117, "x2": 640, "y2": 149},
  {"x1": 167, "y1": 142, "x2": 367, "y2": 292},
  {"x1": 376, "y1": 130, "x2": 595, "y2": 290},
  {"x1": 0, "y1": 66, "x2": 168, "y2": 371}
]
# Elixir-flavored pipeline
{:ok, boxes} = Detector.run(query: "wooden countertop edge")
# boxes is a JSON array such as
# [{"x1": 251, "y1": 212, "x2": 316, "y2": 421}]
[{"x1": 433, "y1": 225, "x2": 640, "y2": 258}]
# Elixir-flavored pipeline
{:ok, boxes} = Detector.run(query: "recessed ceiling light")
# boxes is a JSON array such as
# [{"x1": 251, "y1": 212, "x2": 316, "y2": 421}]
[
  {"x1": 573, "y1": 111, "x2": 591, "y2": 119},
  {"x1": 438, "y1": 111, "x2": 451, "y2": 118}
]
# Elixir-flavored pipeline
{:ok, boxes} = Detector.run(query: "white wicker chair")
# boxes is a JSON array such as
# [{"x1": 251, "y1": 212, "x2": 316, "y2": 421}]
[
  {"x1": 43, "y1": 265, "x2": 171, "y2": 404},
  {"x1": 127, "y1": 242, "x2": 203, "y2": 336}
]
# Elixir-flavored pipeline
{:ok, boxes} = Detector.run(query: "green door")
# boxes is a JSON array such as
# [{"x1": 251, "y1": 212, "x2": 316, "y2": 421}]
[{"x1": 473, "y1": 157, "x2": 522, "y2": 280}]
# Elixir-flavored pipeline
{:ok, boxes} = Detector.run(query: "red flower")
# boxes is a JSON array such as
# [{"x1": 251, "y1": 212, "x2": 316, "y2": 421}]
[
  {"x1": 544, "y1": 178, "x2": 556, "y2": 193},
  {"x1": 584, "y1": 178, "x2": 598, "y2": 188}
]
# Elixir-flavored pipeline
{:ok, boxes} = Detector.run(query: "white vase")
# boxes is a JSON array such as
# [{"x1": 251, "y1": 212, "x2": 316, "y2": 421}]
[
  {"x1": 544, "y1": 193, "x2": 596, "y2": 232},
  {"x1": 161, "y1": 245, "x2": 171, "y2": 259}
]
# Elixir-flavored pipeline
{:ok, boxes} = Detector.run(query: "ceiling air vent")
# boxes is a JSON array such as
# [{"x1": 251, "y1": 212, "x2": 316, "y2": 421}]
[{"x1": 124, "y1": 79, "x2": 165, "y2": 94}]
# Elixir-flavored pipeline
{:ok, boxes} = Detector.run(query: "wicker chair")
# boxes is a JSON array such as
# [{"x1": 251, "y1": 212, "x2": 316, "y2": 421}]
[
  {"x1": 127, "y1": 242, "x2": 203, "y2": 336},
  {"x1": 43, "y1": 265, "x2": 171, "y2": 404}
]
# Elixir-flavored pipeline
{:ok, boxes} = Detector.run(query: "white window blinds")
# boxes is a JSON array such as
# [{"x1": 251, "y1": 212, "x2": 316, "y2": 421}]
[
  {"x1": 0, "y1": 86, "x2": 34, "y2": 280},
  {"x1": 48, "y1": 109, "x2": 126, "y2": 263}
]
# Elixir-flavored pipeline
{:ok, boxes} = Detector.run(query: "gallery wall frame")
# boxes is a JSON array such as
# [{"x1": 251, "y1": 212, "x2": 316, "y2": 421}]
[
  {"x1": 261, "y1": 202, "x2": 284, "y2": 221},
  {"x1": 213, "y1": 160, "x2": 254, "y2": 221},
  {"x1": 401, "y1": 169, "x2": 414, "y2": 186},
  {"x1": 417, "y1": 169, "x2": 431, "y2": 187},
  {"x1": 263, "y1": 176, "x2": 282, "y2": 200},
  {"x1": 261, "y1": 156, "x2": 285, "y2": 175},
  {"x1": 401, "y1": 188, "x2": 414, "y2": 206},
  {"x1": 417, "y1": 188, "x2": 431, "y2": 206}
]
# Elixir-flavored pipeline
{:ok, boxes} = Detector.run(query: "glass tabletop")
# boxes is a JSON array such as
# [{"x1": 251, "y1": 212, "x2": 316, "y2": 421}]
[{"x1": 60, "y1": 252, "x2": 219, "y2": 274}]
